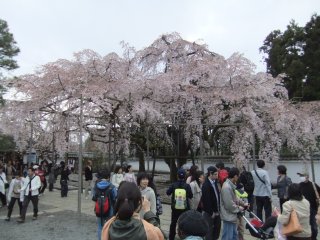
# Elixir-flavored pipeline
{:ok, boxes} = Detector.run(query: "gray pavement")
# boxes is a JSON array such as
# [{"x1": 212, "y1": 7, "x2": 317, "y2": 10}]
[{"x1": 0, "y1": 187, "x2": 272, "y2": 240}]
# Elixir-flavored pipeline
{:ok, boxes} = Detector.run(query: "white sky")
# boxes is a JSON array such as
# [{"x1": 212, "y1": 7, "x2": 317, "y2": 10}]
[{"x1": 1, "y1": 0, "x2": 319, "y2": 76}]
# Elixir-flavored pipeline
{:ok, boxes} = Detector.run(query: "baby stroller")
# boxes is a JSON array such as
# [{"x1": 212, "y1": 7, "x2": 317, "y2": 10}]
[{"x1": 242, "y1": 210, "x2": 276, "y2": 240}]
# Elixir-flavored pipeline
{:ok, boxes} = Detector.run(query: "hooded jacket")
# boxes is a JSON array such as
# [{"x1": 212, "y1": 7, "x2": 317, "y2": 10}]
[
  {"x1": 101, "y1": 211, "x2": 164, "y2": 240},
  {"x1": 92, "y1": 180, "x2": 117, "y2": 219}
]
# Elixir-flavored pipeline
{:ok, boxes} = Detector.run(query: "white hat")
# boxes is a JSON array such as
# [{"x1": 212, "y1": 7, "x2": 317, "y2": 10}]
[{"x1": 33, "y1": 165, "x2": 39, "y2": 169}]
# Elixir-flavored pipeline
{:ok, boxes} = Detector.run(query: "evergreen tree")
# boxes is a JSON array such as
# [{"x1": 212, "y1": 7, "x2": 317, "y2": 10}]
[
  {"x1": 260, "y1": 14, "x2": 320, "y2": 101},
  {"x1": 0, "y1": 19, "x2": 20, "y2": 71}
]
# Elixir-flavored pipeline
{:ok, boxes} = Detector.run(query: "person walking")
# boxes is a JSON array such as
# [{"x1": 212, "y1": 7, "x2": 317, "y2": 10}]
[
  {"x1": 297, "y1": 171, "x2": 320, "y2": 240},
  {"x1": 273, "y1": 165, "x2": 292, "y2": 212},
  {"x1": 0, "y1": 164, "x2": 8, "y2": 207},
  {"x1": 5, "y1": 160, "x2": 16, "y2": 184},
  {"x1": 48, "y1": 163, "x2": 55, "y2": 191},
  {"x1": 17, "y1": 166, "x2": 41, "y2": 223},
  {"x1": 201, "y1": 166, "x2": 221, "y2": 240},
  {"x1": 220, "y1": 167, "x2": 248, "y2": 240},
  {"x1": 166, "y1": 168, "x2": 193, "y2": 240},
  {"x1": 60, "y1": 162, "x2": 70, "y2": 197},
  {"x1": 251, "y1": 160, "x2": 272, "y2": 222},
  {"x1": 38, "y1": 161, "x2": 48, "y2": 195},
  {"x1": 5, "y1": 171, "x2": 24, "y2": 221},
  {"x1": 84, "y1": 160, "x2": 93, "y2": 199}
]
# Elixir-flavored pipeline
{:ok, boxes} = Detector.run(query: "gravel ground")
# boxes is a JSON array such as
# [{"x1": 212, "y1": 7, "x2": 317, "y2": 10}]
[{"x1": 0, "y1": 209, "x2": 97, "y2": 240}]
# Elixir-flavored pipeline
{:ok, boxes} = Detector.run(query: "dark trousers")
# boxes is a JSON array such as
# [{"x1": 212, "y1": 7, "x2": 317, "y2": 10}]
[
  {"x1": 203, "y1": 212, "x2": 221, "y2": 240},
  {"x1": 255, "y1": 196, "x2": 271, "y2": 222},
  {"x1": 40, "y1": 178, "x2": 47, "y2": 194},
  {"x1": 279, "y1": 198, "x2": 288, "y2": 213},
  {"x1": 60, "y1": 180, "x2": 68, "y2": 197},
  {"x1": 169, "y1": 209, "x2": 185, "y2": 240},
  {"x1": 7, "y1": 197, "x2": 22, "y2": 217},
  {"x1": 49, "y1": 183, "x2": 54, "y2": 191},
  {"x1": 310, "y1": 207, "x2": 318, "y2": 240},
  {"x1": 21, "y1": 195, "x2": 38, "y2": 220},
  {"x1": 287, "y1": 237, "x2": 311, "y2": 240},
  {"x1": 0, "y1": 192, "x2": 6, "y2": 206},
  {"x1": 247, "y1": 192, "x2": 254, "y2": 212}
]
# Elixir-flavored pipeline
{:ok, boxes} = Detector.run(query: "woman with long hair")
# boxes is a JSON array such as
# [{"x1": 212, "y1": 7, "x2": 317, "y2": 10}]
[
  {"x1": 189, "y1": 170, "x2": 205, "y2": 211},
  {"x1": 101, "y1": 182, "x2": 164, "y2": 240}
]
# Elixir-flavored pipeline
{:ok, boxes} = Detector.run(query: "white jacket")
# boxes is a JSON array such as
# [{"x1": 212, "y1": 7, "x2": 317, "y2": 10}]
[
  {"x1": 111, "y1": 173, "x2": 124, "y2": 188},
  {"x1": 7, "y1": 178, "x2": 24, "y2": 202},
  {"x1": 0, "y1": 172, "x2": 7, "y2": 194},
  {"x1": 21, "y1": 174, "x2": 41, "y2": 196}
]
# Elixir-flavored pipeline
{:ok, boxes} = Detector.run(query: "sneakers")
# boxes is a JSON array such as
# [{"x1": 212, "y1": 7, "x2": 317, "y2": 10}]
[
  {"x1": 4, "y1": 217, "x2": 10, "y2": 221},
  {"x1": 32, "y1": 216, "x2": 37, "y2": 220},
  {"x1": 17, "y1": 218, "x2": 25, "y2": 223}
]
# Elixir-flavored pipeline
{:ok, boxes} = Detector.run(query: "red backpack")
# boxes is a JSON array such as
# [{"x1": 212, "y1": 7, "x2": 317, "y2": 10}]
[
  {"x1": 218, "y1": 169, "x2": 228, "y2": 185},
  {"x1": 94, "y1": 187, "x2": 112, "y2": 217}
]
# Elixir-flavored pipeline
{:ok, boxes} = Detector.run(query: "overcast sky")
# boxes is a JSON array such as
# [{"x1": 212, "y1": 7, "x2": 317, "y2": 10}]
[{"x1": 1, "y1": 0, "x2": 319, "y2": 76}]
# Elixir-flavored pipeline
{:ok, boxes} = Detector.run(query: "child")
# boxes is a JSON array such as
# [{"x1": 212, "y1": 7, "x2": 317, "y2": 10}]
[{"x1": 235, "y1": 183, "x2": 249, "y2": 240}]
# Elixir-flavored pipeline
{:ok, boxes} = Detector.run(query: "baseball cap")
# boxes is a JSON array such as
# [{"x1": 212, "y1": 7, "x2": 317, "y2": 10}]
[
  {"x1": 33, "y1": 165, "x2": 39, "y2": 169},
  {"x1": 177, "y1": 168, "x2": 186, "y2": 179}
]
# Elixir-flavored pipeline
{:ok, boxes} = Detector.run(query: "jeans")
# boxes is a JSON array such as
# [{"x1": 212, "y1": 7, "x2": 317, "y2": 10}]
[
  {"x1": 255, "y1": 196, "x2": 271, "y2": 222},
  {"x1": 221, "y1": 220, "x2": 238, "y2": 240}
]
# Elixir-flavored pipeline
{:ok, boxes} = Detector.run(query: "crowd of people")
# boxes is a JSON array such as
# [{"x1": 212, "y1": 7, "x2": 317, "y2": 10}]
[{"x1": 1, "y1": 158, "x2": 320, "y2": 240}]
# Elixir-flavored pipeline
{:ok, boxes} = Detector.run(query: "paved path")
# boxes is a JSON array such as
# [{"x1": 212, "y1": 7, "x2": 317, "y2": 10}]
[{"x1": 0, "y1": 187, "x2": 270, "y2": 239}]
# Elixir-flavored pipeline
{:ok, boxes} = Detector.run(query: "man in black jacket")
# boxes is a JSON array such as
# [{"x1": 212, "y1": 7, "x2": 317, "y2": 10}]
[
  {"x1": 166, "y1": 168, "x2": 193, "y2": 240},
  {"x1": 201, "y1": 166, "x2": 221, "y2": 240},
  {"x1": 298, "y1": 171, "x2": 320, "y2": 240}
]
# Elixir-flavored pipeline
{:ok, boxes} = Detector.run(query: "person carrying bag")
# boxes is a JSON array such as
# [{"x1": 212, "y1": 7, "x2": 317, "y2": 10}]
[{"x1": 277, "y1": 184, "x2": 311, "y2": 240}]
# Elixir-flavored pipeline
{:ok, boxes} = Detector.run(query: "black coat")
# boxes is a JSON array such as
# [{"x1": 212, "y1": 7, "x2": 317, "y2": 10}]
[{"x1": 201, "y1": 177, "x2": 220, "y2": 215}]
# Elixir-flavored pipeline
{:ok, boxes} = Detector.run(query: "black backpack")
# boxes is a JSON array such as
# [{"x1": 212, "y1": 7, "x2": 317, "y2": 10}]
[{"x1": 240, "y1": 171, "x2": 254, "y2": 192}]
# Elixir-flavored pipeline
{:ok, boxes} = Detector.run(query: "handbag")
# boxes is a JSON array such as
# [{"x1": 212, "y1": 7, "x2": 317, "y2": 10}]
[{"x1": 282, "y1": 202, "x2": 303, "y2": 236}]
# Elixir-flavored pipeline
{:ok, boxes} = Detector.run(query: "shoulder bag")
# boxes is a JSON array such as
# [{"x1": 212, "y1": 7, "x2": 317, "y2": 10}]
[
  {"x1": 254, "y1": 170, "x2": 265, "y2": 184},
  {"x1": 282, "y1": 201, "x2": 303, "y2": 236}
]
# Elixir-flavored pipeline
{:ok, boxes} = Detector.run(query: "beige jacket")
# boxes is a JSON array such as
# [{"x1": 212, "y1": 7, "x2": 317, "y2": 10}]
[{"x1": 277, "y1": 199, "x2": 311, "y2": 238}]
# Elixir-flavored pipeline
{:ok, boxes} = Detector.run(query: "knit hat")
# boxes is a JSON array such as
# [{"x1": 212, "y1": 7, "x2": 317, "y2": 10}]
[
  {"x1": 207, "y1": 166, "x2": 217, "y2": 174},
  {"x1": 177, "y1": 168, "x2": 186, "y2": 179},
  {"x1": 178, "y1": 210, "x2": 209, "y2": 237}
]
